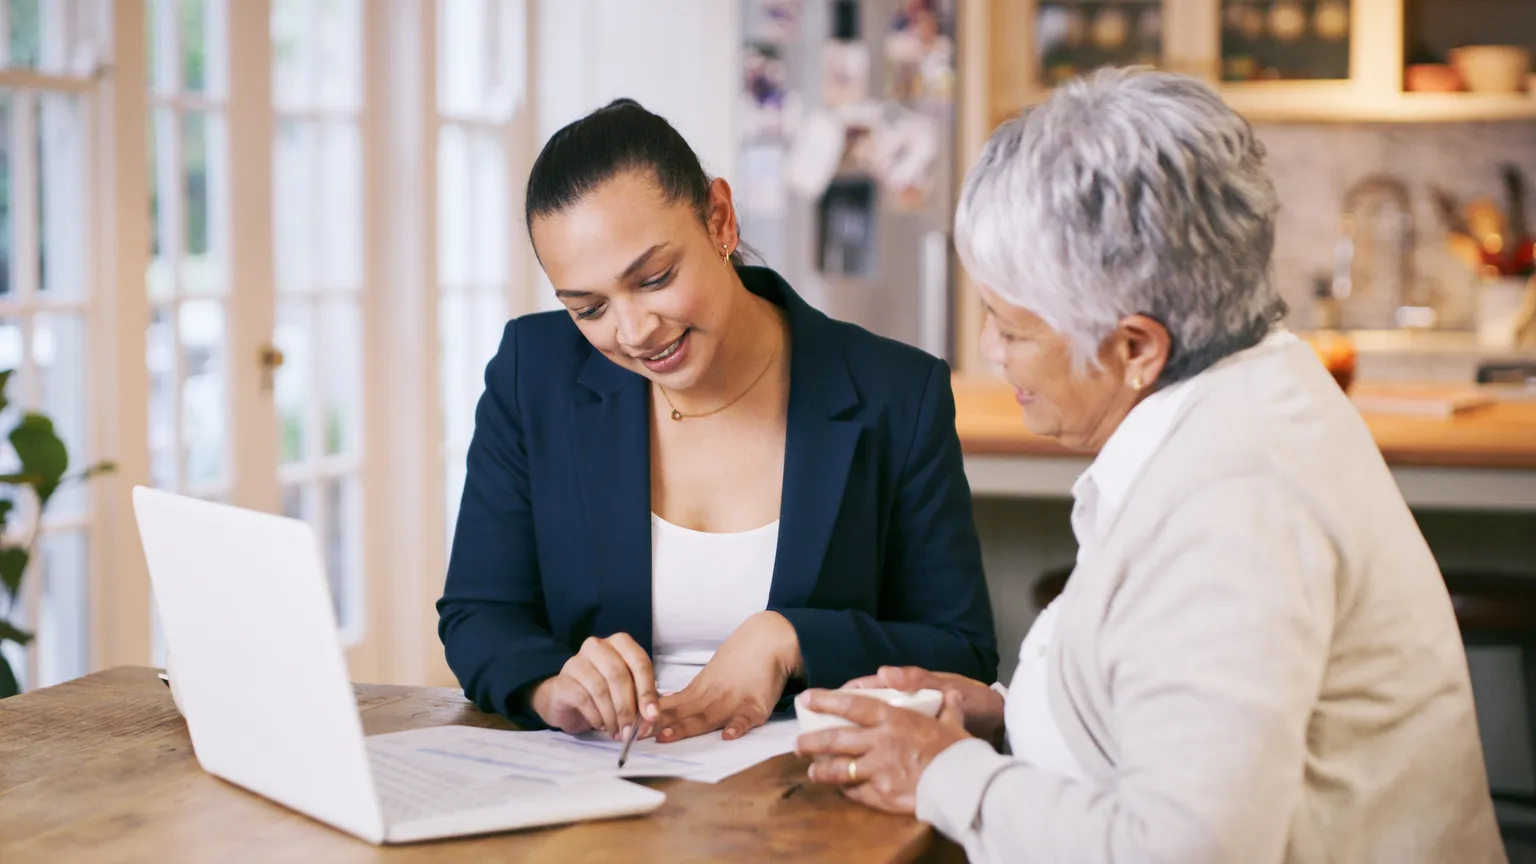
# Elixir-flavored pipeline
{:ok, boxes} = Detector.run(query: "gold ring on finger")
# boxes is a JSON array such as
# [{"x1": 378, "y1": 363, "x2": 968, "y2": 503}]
[{"x1": 848, "y1": 758, "x2": 858, "y2": 783}]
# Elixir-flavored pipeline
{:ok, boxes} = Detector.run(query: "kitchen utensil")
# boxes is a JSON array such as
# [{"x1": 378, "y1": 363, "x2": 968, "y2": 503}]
[
  {"x1": 1429, "y1": 185, "x2": 1491, "y2": 272},
  {"x1": 1431, "y1": 184, "x2": 1472, "y2": 235},
  {"x1": 1466, "y1": 197, "x2": 1510, "y2": 258},
  {"x1": 1449, "y1": 45, "x2": 1532, "y2": 94}
]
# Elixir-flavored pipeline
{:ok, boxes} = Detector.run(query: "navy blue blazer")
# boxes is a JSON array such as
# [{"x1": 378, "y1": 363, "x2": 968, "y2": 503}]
[{"x1": 438, "y1": 266, "x2": 997, "y2": 725}]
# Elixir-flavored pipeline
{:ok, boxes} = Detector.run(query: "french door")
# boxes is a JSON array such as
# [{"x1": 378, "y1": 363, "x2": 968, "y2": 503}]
[
  {"x1": 144, "y1": 0, "x2": 379, "y2": 678},
  {"x1": 137, "y1": 0, "x2": 533, "y2": 685},
  {"x1": 6, "y1": 0, "x2": 536, "y2": 692}
]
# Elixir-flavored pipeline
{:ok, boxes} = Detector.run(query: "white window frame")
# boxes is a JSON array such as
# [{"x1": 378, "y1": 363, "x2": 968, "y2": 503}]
[{"x1": 0, "y1": 6, "x2": 110, "y2": 689}]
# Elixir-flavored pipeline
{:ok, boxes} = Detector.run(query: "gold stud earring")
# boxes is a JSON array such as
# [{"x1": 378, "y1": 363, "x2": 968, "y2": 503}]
[{"x1": 1130, "y1": 376, "x2": 1144, "y2": 391}]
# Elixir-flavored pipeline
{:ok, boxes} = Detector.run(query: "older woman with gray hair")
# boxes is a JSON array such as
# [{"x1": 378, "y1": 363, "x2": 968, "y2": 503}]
[{"x1": 795, "y1": 68, "x2": 1504, "y2": 863}]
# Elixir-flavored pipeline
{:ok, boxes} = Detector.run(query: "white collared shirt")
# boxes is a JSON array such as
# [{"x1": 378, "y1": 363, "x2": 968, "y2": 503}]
[{"x1": 1003, "y1": 330, "x2": 1297, "y2": 779}]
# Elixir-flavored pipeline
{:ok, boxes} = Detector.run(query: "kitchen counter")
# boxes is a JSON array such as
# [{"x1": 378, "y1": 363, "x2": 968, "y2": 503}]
[{"x1": 952, "y1": 377, "x2": 1536, "y2": 511}]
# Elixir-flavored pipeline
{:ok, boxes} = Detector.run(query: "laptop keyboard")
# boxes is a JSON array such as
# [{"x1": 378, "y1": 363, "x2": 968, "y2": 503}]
[{"x1": 369, "y1": 746, "x2": 533, "y2": 823}]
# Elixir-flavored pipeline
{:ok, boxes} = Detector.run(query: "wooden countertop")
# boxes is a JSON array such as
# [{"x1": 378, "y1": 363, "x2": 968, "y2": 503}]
[{"x1": 952, "y1": 378, "x2": 1536, "y2": 471}]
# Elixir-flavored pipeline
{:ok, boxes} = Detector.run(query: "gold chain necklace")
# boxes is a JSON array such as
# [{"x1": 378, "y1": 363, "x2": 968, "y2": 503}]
[{"x1": 658, "y1": 340, "x2": 780, "y2": 421}]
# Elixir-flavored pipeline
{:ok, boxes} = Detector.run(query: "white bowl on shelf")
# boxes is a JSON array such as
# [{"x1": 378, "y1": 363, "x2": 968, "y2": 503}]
[
  {"x1": 793, "y1": 688, "x2": 944, "y2": 733},
  {"x1": 1449, "y1": 45, "x2": 1532, "y2": 94}
]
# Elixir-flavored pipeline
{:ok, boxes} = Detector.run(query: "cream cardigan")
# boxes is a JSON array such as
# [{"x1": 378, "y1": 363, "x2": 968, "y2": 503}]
[{"x1": 917, "y1": 335, "x2": 1505, "y2": 864}]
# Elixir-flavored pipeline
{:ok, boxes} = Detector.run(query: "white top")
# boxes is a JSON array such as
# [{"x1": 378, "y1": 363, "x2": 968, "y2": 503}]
[
  {"x1": 1003, "y1": 331, "x2": 1292, "y2": 779},
  {"x1": 650, "y1": 513, "x2": 780, "y2": 694}
]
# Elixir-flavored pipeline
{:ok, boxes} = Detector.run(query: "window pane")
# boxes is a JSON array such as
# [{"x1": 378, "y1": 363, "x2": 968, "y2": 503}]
[
  {"x1": 439, "y1": 291, "x2": 473, "y2": 449},
  {"x1": 35, "y1": 529, "x2": 88, "y2": 688},
  {"x1": 470, "y1": 132, "x2": 507, "y2": 284},
  {"x1": 37, "y1": 0, "x2": 73, "y2": 74},
  {"x1": 147, "y1": 306, "x2": 177, "y2": 488},
  {"x1": 148, "y1": 109, "x2": 177, "y2": 300},
  {"x1": 444, "y1": 447, "x2": 466, "y2": 548},
  {"x1": 8, "y1": 0, "x2": 42, "y2": 69},
  {"x1": 37, "y1": 95, "x2": 84, "y2": 298},
  {"x1": 0, "y1": 319, "x2": 23, "y2": 483},
  {"x1": 0, "y1": 94, "x2": 11, "y2": 298},
  {"x1": 43, "y1": 0, "x2": 109, "y2": 76},
  {"x1": 322, "y1": 475, "x2": 358, "y2": 630},
  {"x1": 437, "y1": 125, "x2": 471, "y2": 287},
  {"x1": 319, "y1": 299, "x2": 360, "y2": 458},
  {"x1": 181, "y1": 111, "x2": 225, "y2": 295},
  {"x1": 271, "y1": 0, "x2": 312, "y2": 110},
  {"x1": 473, "y1": 287, "x2": 506, "y2": 376},
  {"x1": 0, "y1": 582, "x2": 26, "y2": 690},
  {"x1": 315, "y1": 122, "x2": 361, "y2": 288},
  {"x1": 273, "y1": 299, "x2": 310, "y2": 465},
  {"x1": 281, "y1": 481, "x2": 310, "y2": 521},
  {"x1": 493, "y1": 0, "x2": 528, "y2": 118},
  {"x1": 273, "y1": 120, "x2": 315, "y2": 292},
  {"x1": 148, "y1": 0, "x2": 173, "y2": 93},
  {"x1": 0, "y1": 317, "x2": 22, "y2": 381},
  {"x1": 179, "y1": 299, "x2": 225, "y2": 487},
  {"x1": 314, "y1": 0, "x2": 361, "y2": 110},
  {"x1": 439, "y1": 0, "x2": 487, "y2": 117},
  {"x1": 179, "y1": 0, "x2": 207, "y2": 93},
  {"x1": 36, "y1": 312, "x2": 86, "y2": 520}
]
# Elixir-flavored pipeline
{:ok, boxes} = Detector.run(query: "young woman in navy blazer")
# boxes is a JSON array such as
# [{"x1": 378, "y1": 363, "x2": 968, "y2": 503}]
[{"x1": 438, "y1": 99, "x2": 996, "y2": 744}]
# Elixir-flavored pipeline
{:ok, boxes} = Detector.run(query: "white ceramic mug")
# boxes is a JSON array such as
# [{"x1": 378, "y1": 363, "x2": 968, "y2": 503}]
[{"x1": 793, "y1": 688, "x2": 944, "y2": 733}]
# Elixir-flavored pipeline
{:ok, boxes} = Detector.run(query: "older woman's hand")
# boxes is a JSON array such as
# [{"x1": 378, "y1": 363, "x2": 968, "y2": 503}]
[
  {"x1": 795, "y1": 689, "x2": 971, "y2": 814},
  {"x1": 845, "y1": 666, "x2": 1006, "y2": 748}
]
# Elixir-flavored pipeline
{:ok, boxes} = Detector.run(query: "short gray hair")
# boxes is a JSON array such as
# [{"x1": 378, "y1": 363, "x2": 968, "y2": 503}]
[{"x1": 955, "y1": 67, "x2": 1285, "y2": 382}]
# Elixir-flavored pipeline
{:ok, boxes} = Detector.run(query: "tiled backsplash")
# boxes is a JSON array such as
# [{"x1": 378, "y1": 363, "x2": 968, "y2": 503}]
[{"x1": 1255, "y1": 122, "x2": 1536, "y2": 331}]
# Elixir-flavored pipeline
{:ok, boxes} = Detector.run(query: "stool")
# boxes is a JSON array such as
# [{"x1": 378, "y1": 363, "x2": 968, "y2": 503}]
[{"x1": 1443, "y1": 569, "x2": 1536, "y2": 810}]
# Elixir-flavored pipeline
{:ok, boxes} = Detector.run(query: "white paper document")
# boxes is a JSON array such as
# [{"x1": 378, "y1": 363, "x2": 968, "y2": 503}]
[{"x1": 366, "y1": 718, "x2": 800, "y2": 787}]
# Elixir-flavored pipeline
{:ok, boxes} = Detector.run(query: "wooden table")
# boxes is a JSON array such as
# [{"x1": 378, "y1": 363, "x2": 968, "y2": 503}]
[
  {"x1": 952, "y1": 377, "x2": 1536, "y2": 511},
  {"x1": 0, "y1": 668, "x2": 959, "y2": 864}
]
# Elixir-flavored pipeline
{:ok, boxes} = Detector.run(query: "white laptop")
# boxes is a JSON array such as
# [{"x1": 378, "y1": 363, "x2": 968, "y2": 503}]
[{"x1": 132, "y1": 485, "x2": 665, "y2": 845}]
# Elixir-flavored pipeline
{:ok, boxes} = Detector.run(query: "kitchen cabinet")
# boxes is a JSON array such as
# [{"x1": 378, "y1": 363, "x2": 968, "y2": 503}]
[
  {"x1": 948, "y1": 0, "x2": 1536, "y2": 375},
  {"x1": 973, "y1": 0, "x2": 1536, "y2": 129}
]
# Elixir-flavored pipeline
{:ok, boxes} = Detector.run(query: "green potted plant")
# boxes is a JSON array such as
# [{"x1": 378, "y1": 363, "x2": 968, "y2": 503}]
[{"x1": 0, "y1": 370, "x2": 115, "y2": 698}]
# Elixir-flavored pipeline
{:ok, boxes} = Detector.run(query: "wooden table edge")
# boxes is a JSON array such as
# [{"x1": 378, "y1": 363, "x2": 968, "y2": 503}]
[{"x1": 1, "y1": 667, "x2": 954, "y2": 863}]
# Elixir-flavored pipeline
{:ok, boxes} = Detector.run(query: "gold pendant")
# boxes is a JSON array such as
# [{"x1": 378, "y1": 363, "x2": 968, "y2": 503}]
[{"x1": 670, "y1": 410, "x2": 683, "y2": 421}]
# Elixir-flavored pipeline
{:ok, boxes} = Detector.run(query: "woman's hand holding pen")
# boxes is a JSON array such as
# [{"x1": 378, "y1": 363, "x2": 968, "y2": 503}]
[
  {"x1": 527, "y1": 612, "x2": 802, "y2": 744},
  {"x1": 529, "y1": 633, "x2": 660, "y2": 740}
]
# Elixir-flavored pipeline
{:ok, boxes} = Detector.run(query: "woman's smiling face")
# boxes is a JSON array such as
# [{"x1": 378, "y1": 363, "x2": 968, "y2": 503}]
[{"x1": 530, "y1": 170, "x2": 741, "y2": 392}]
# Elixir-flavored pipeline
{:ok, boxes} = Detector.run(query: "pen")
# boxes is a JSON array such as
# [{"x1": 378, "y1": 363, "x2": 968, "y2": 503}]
[{"x1": 617, "y1": 718, "x2": 642, "y2": 768}]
